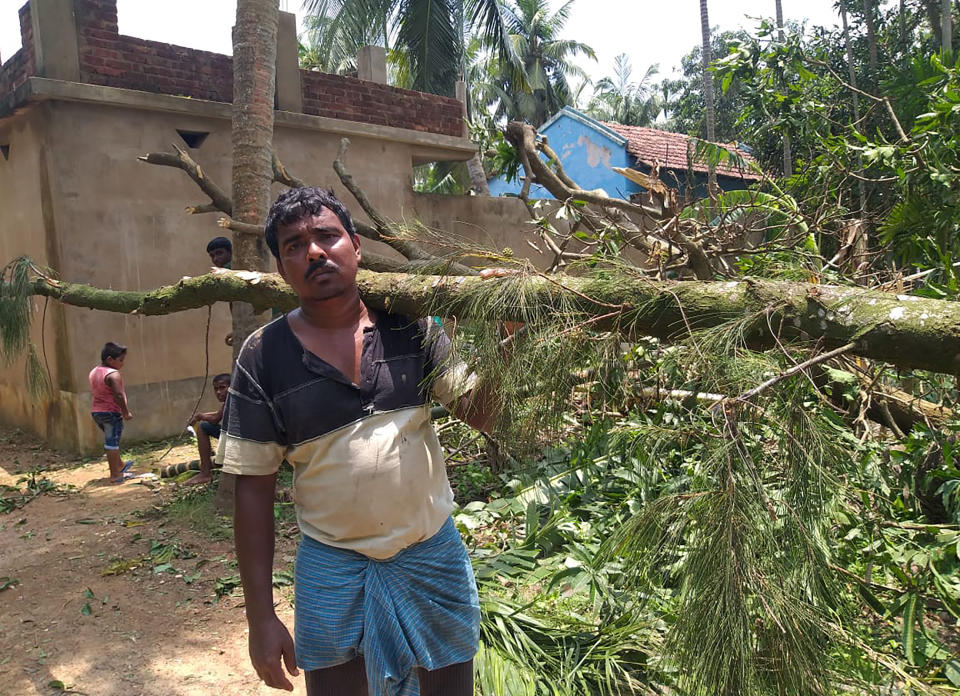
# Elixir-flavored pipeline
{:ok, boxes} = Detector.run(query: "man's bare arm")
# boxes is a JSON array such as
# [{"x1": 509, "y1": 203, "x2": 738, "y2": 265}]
[
  {"x1": 235, "y1": 473, "x2": 298, "y2": 691},
  {"x1": 451, "y1": 386, "x2": 498, "y2": 435},
  {"x1": 188, "y1": 408, "x2": 223, "y2": 425},
  {"x1": 105, "y1": 372, "x2": 132, "y2": 419}
]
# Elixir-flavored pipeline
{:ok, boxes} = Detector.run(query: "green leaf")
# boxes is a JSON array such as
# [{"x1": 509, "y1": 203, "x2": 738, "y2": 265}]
[
  {"x1": 858, "y1": 584, "x2": 886, "y2": 615},
  {"x1": 0, "y1": 577, "x2": 19, "y2": 591},
  {"x1": 944, "y1": 659, "x2": 960, "y2": 687},
  {"x1": 902, "y1": 593, "x2": 917, "y2": 665},
  {"x1": 80, "y1": 602, "x2": 92, "y2": 616},
  {"x1": 48, "y1": 680, "x2": 65, "y2": 691},
  {"x1": 83, "y1": 587, "x2": 95, "y2": 599}
]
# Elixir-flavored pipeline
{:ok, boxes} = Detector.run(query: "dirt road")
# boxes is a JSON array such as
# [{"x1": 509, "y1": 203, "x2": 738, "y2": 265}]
[{"x1": 0, "y1": 429, "x2": 306, "y2": 696}]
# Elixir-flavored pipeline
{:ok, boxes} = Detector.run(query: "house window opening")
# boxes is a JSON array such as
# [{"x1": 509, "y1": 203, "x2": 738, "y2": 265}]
[
  {"x1": 177, "y1": 130, "x2": 209, "y2": 149},
  {"x1": 0, "y1": 144, "x2": 9, "y2": 161},
  {"x1": 412, "y1": 161, "x2": 470, "y2": 196}
]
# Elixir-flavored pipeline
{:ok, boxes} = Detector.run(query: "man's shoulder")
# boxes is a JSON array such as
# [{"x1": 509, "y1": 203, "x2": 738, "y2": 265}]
[
  {"x1": 236, "y1": 316, "x2": 295, "y2": 377},
  {"x1": 238, "y1": 316, "x2": 289, "y2": 355}
]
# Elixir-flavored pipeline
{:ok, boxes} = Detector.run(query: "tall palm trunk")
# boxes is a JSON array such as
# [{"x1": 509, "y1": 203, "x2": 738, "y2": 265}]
[
  {"x1": 863, "y1": 0, "x2": 879, "y2": 76},
  {"x1": 775, "y1": 0, "x2": 793, "y2": 177},
  {"x1": 841, "y1": 4, "x2": 867, "y2": 213},
  {"x1": 699, "y1": 0, "x2": 717, "y2": 198},
  {"x1": 457, "y1": 80, "x2": 491, "y2": 195},
  {"x1": 466, "y1": 153, "x2": 491, "y2": 194},
  {"x1": 943, "y1": 0, "x2": 954, "y2": 58},
  {"x1": 923, "y1": 0, "x2": 944, "y2": 47},
  {"x1": 231, "y1": 0, "x2": 280, "y2": 360},
  {"x1": 219, "y1": 0, "x2": 280, "y2": 514}
]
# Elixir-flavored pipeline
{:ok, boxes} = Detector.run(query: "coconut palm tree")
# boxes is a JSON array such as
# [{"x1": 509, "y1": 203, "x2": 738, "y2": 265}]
[
  {"x1": 298, "y1": 1, "x2": 390, "y2": 75},
  {"x1": 700, "y1": 0, "x2": 717, "y2": 196},
  {"x1": 231, "y1": 0, "x2": 279, "y2": 314},
  {"x1": 491, "y1": 0, "x2": 595, "y2": 127},
  {"x1": 303, "y1": 0, "x2": 513, "y2": 97},
  {"x1": 586, "y1": 54, "x2": 660, "y2": 126}
]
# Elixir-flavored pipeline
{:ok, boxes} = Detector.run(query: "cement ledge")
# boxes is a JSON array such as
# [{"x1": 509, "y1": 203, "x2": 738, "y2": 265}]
[{"x1": 0, "y1": 77, "x2": 477, "y2": 160}]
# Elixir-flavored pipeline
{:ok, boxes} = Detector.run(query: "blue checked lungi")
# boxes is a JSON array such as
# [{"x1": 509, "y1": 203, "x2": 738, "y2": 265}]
[{"x1": 294, "y1": 517, "x2": 480, "y2": 696}]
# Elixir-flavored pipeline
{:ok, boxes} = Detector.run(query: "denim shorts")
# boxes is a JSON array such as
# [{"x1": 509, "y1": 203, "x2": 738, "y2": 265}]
[
  {"x1": 199, "y1": 421, "x2": 221, "y2": 439},
  {"x1": 92, "y1": 411, "x2": 124, "y2": 450}
]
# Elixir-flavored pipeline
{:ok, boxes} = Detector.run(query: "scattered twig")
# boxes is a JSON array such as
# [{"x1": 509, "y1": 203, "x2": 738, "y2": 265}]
[{"x1": 729, "y1": 342, "x2": 857, "y2": 405}]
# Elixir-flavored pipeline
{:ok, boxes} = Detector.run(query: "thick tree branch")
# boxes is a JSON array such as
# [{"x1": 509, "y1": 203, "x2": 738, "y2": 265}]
[
  {"x1": 218, "y1": 216, "x2": 261, "y2": 236},
  {"x1": 186, "y1": 203, "x2": 221, "y2": 215},
  {"x1": 13, "y1": 270, "x2": 960, "y2": 375},
  {"x1": 332, "y1": 137, "x2": 432, "y2": 262},
  {"x1": 332, "y1": 138, "x2": 478, "y2": 275},
  {"x1": 505, "y1": 121, "x2": 713, "y2": 279},
  {"x1": 139, "y1": 144, "x2": 233, "y2": 216},
  {"x1": 272, "y1": 152, "x2": 307, "y2": 188}
]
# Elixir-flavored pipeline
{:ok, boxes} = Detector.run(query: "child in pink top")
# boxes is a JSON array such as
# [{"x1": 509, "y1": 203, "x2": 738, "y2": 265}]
[{"x1": 89, "y1": 342, "x2": 135, "y2": 483}]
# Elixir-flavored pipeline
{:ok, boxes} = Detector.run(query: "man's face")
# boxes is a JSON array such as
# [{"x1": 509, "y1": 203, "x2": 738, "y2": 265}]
[
  {"x1": 106, "y1": 354, "x2": 126, "y2": 369},
  {"x1": 275, "y1": 208, "x2": 361, "y2": 302},
  {"x1": 213, "y1": 381, "x2": 229, "y2": 402},
  {"x1": 208, "y1": 247, "x2": 232, "y2": 268}
]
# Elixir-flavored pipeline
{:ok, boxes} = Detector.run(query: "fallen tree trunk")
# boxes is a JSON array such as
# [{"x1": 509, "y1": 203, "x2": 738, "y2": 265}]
[{"x1": 14, "y1": 269, "x2": 960, "y2": 375}]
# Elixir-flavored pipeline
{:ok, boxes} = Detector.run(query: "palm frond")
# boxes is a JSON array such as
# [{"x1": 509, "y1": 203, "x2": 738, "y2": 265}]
[{"x1": 396, "y1": 0, "x2": 460, "y2": 93}]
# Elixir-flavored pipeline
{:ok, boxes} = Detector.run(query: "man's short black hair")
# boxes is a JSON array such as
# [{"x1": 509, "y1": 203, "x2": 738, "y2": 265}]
[
  {"x1": 101, "y1": 342, "x2": 127, "y2": 364},
  {"x1": 212, "y1": 373, "x2": 231, "y2": 385},
  {"x1": 206, "y1": 237, "x2": 232, "y2": 254},
  {"x1": 264, "y1": 187, "x2": 356, "y2": 259}
]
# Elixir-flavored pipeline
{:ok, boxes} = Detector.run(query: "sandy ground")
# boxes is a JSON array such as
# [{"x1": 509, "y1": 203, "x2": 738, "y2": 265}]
[{"x1": 0, "y1": 428, "x2": 307, "y2": 696}]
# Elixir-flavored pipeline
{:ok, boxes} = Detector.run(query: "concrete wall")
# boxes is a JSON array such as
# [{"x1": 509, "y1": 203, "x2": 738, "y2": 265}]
[
  {"x1": 0, "y1": 104, "x2": 85, "y2": 450},
  {"x1": 0, "y1": 0, "x2": 556, "y2": 453},
  {"x1": 0, "y1": 82, "x2": 506, "y2": 452}
]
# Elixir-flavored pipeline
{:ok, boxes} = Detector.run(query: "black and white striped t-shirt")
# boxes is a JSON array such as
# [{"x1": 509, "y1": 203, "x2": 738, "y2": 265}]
[{"x1": 216, "y1": 312, "x2": 474, "y2": 560}]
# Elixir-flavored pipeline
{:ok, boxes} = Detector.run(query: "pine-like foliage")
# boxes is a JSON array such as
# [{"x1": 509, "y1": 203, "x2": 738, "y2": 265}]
[
  {"x1": 0, "y1": 257, "x2": 34, "y2": 365},
  {"x1": 600, "y1": 321, "x2": 857, "y2": 696}
]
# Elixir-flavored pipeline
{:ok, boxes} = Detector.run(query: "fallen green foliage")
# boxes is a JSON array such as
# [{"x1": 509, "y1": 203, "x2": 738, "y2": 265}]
[{"x1": 0, "y1": 470, "x2": 73, "y2": 514}]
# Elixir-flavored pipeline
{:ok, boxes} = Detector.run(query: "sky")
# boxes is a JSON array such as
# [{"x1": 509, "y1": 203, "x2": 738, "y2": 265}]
[{"x1": 0, "y1": 0, "x2": 844, "y2": 86}]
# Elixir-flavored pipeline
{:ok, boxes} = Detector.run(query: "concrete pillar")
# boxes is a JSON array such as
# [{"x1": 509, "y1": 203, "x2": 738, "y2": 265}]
[
  {"x1": 358, "y1": 45, "x2": 387, "y2": 84},
  {"x1": 275, "y1": 10, "x2": 303, "y2": 113},
  {"x1": 29, "y1": 0, "x2": 81, "y2": 82}
]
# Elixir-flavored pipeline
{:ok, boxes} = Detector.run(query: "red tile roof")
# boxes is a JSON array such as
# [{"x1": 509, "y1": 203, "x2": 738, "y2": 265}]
[{"x1": 602, "y1": 122, "x2": 763, "y2": 181}]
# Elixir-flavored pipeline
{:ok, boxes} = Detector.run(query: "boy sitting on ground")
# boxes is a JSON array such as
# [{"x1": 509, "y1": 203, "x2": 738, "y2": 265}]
[
  {"x1": 89, "y1": 342, "x2": 135, "y2": 483},
  {"x1": 186, "y1": 373, "x2": 230, "y2": 485}
]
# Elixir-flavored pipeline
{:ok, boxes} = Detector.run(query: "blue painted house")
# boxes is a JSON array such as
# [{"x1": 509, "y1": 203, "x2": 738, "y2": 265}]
[{"x1": 489, "y1": 107, "x2": 762, "y2": 201}]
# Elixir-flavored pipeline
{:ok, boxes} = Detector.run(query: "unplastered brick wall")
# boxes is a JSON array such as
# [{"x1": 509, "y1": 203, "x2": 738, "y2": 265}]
[
  {"x1": 301, "y1": 71, "x2": 463, "y2": 137},
  {"x1": 70, "y1": 0, "x2": 462, "y2": 137},
  {"x1": 0, "y1": 3, "x2": 36, "y2": 101},
  {"x1": 75, "y1": 0, "x2": 233, "y2": 102}
]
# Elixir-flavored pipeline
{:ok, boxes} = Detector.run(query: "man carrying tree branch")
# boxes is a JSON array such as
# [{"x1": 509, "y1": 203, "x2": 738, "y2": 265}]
[{"x1": 217, "y1": 187, "x2": 500, "y2": 696}]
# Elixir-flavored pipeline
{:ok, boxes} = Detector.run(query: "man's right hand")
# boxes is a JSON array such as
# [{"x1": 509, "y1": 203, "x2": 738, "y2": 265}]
[
  {"x1": 248, "y1": 615, "x2": 299, "y2": 691},
  {"x1": 122, "y1": 411, "x2": 133, "y2": 421}
]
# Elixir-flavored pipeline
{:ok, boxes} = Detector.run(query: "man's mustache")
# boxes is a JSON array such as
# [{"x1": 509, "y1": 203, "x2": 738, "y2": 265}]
[{"x1": 305, "y1": 260, "x2": 337, "y2": 279}]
